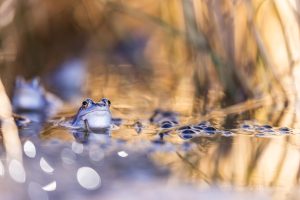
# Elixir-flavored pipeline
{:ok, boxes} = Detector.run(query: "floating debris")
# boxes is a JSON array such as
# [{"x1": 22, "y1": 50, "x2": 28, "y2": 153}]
[
  {"x1": 222, "y1": 131, "x2": 234, "y2": 137},
  {"x1": 262, "y1": 125, "x2": 272, "y2": 129},
  {"x1": 178, "y1": 126, "x2": 192, "y2": 130},
  {"x1": 134, "y1": 121, "x2": 143, "y2": 133},
  {"x1": 181, "y1": 129, "x2": 196, "y2": 135},
  {"x1": 203, "y1": 127, "x2": 216, "y2": 134},
  {"x1": 241, "y1": 124, "x2": 252, "y2": 130},
  {"x1": 181, "y1": 134, "x2": 193, "y2": 140},
  {"x1": 279, "y1": 127, "x2": 290, "y2": 133},
  {"x1": 160, "y1": 121, "x2": 174, "y2": 129}
]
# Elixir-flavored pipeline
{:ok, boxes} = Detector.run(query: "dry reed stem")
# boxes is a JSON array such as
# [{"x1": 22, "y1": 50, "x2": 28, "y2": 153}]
[{"x1": 0, "y1": 79, "x2": 22, "y2": 163}]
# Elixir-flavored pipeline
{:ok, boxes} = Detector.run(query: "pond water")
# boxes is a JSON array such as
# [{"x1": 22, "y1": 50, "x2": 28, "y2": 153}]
[{"x1": 1, "y1": 72, "x2": 300, "y2": 200}]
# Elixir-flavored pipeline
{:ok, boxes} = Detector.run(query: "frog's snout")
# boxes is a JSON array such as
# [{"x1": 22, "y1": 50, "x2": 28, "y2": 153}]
[{"x1": 97, "y1": 102, "x2": 106, "y2": 107}]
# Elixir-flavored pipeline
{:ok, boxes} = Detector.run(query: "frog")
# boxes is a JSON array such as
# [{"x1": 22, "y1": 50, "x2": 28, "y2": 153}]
[
  {"x1": 12, "y1": 76, "x2": 49, "y2": 112},
  {"x1": 71, "y1": 98, "x2": 112, "y2": 131},
  {"x1": 12, "y1": 76, "x2": 62, "y2": 127}
]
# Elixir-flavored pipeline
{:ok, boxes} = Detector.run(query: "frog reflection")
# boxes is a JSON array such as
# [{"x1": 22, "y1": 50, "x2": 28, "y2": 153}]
[{"x1": 72, "y1": 98, "x2": 112, "y2": 132}]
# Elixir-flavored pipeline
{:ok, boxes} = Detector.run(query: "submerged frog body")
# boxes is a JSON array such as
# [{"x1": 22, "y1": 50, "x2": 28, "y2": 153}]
[{"x1": 72, "y1": 98, "x2": 112, "y2": 131}]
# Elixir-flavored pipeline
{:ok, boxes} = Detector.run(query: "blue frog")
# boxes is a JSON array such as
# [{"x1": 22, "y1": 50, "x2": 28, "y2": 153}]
[
  {"x1": 12, "y1": 77, "x2": 48, "y2": 112},
  {"x1": 12, "y1": 76, "x2": 62, "y2": 128},
  {"x1": 72, "y1": 98, "x2": 112, "y2": 131}
]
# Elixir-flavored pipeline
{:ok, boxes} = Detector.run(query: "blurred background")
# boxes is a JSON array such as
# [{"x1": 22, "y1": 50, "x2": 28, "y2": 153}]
[
  {"x1": 0, "y1": 0, "x2": 300, "y2": 199},
  {"x1": 0, "y1": 0, "x2": 299, "y2": 123}
]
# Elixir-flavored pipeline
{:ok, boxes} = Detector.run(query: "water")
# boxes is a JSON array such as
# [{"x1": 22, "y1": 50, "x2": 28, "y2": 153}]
[
  {"x1": 1, "y1": 100, "x2": 300, "y2": 200},
  {"x1": 1, "y1": 70, "x2": 300, "y2": 200}
]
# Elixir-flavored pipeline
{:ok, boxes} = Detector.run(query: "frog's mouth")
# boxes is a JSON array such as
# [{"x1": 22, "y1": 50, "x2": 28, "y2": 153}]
[
  {"x1": 81, "y1": 109, "x2": 110, "y2": 117},
  {"x1": 82, "y1": 110, "x2": 111, "y2": 129}
]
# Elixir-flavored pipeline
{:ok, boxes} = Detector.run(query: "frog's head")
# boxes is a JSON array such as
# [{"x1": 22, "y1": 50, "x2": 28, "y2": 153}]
[
  {"x1": 77, "y1": 98, "x2": 110, "y2": 115},
  {"x1": 72, "y1": 98, "x2": 112, "y2": 130}
]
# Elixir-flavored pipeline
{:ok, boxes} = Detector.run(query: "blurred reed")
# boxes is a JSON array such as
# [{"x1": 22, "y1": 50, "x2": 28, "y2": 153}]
[
  {"x1": 0, "y1": 0, "x2": 299, "y2": 125},
  {"x1": 0, "y1": 79, "x2": 22, "y2": 163}
]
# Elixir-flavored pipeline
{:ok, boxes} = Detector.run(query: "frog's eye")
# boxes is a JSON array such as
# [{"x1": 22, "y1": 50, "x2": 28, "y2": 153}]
[
  {"x1": 101, "y1": 98, "x2": 111, "y2": 107},
  {"x1": 82, "y1": 100, "x2": 89, "y2": 108}
]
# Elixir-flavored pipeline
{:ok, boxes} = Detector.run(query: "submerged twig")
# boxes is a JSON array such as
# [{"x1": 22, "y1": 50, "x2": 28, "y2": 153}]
[
  {"x1": 202, "y1": 97, "x2": 268, "y2": 120},
  {"x1": 176, "y1": 151, "x2": 211, "y2": 184}
]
